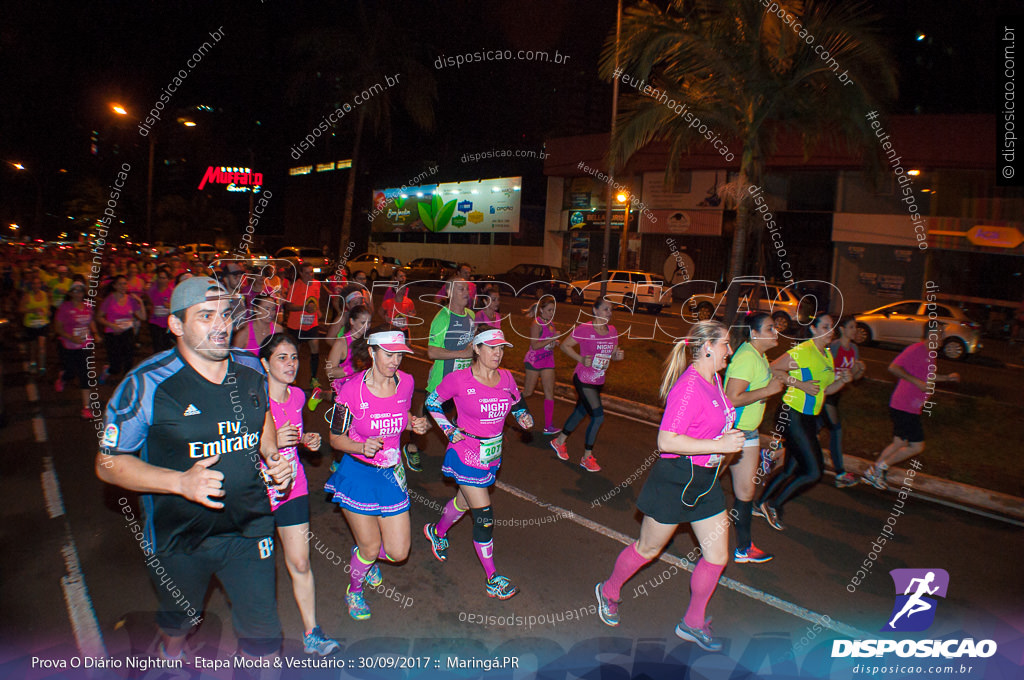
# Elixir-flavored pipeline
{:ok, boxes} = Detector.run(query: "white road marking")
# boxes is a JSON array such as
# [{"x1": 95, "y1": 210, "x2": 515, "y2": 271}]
[
  {"x1": 33, "y1": 415, "x2": 48, "y2": 442},
  {"x1": 495, "y1": 480, "x2": 871, "y2": 640},
  {"x1": 61, "y1": 541, "x2": 108, "y2": 659},
  {"x1": 30, "y1": 380, "x2": 107, "y2": 658},
  {"x1": 42, "y1": 456, "x2": 65, "y2": 518}
]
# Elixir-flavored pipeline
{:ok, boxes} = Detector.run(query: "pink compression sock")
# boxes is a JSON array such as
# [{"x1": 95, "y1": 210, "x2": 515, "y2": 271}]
[
  {"x1": 436, "y1": 497, "x2": 467, "y2": 538},
  {"x1": 683, "y1": 558, "x2": 726, "y2": 628},
  {"x1": 349, "y1": 547, "x2": 375, "y2": 593},
  {"x1": 378, "y1": 545, "x2": 392, "y2": 562},
  {"x1": 544, "y1": 399, "x2": 555, "y2": 430},
  {"x1": 473, "y1": 540, "x2": 497, "y2": 579},
  {"x1": 602, "y1": 543, "x2": 651, "y2": 601}
]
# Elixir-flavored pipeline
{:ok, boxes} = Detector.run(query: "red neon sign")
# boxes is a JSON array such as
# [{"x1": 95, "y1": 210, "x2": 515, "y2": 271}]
[{"x1": 198, "y1": 166, "x2": 264, "y2": 190}]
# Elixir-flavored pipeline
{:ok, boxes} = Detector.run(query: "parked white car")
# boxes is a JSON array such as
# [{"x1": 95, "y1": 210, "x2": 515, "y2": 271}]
[
  {"x1": 568, "y1": 270, "x2": 670, "y2": 314},
  {"x1": 346, "y1": 253, "x2": 403, "y2": 280},
  {"x1": 854, "y1": 300, "x2": 982, "y2": 360}
]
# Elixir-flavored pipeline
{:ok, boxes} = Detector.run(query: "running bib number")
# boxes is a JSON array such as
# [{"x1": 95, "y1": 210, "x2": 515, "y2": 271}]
[
  {"x1": 393, "y1": 462, "x2": 407, "y2": 492},
  {"x1": 592, "y1": 353, "x2": 611, "y2": 372},
  {"x1": 115, "y1": 318, "x2": 134, "y2": 331},
  {"x1": 26, "y1": 313, "x2": 47, "y2": 328},
  {"x1": 454, "y1": 358, "x2": 472, "y2": 371},
  {"x1": 300, "y1": 313, "x2": 316, "y2": 327},
  {"x1": 392, "y1": 316, "x2": 406, "y2": 327},
  {"x1": 73, "y1": 327, "x2": 88, "y2": 339},
  {"x1": 478, "y1": 434, "x2": 503, "y2": 464},
  {"x1": 153, "y1": 305, "x2": 169, "y2": 317}
]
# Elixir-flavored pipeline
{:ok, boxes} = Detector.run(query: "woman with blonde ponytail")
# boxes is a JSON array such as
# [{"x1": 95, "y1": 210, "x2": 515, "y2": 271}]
[{"x1": 595, "y1": 321, "x2": 744, "y2": 653}]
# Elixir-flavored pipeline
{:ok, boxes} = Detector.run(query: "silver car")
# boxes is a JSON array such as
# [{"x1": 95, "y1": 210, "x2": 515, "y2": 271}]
[{"x1": 853, "y1": 300, "x2": 982, "y2": 360}]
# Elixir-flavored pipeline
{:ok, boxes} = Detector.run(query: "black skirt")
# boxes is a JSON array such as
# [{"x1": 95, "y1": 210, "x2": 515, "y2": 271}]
[{"x1": 636, "y1": 455, "x2": 726, "y2": 525}]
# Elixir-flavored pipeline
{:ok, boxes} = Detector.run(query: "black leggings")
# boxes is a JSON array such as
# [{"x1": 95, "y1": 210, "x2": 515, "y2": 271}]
[
  {"x1": 561, "y1": 375, "x2": 605, "y2": 449},
  {"x1": 149, "y1": 323, "x2": 174, "y2": 353},
  {"x1": 759, "y1": 411, "x2": 823, "y2": 511},
  {"x1": 105, "y1": 330, "x2": 136, "y2": 376}
]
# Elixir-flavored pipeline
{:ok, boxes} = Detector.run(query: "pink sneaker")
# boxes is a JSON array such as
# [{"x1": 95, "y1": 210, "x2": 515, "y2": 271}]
[
  {"x1": 550, "y1": 439, "x2": 569, "y2": 461},
  {"x1": 54, "y1": 377, "x2": 65, "y2": 393},
  {"x1": 80, "y1": 407, "x2": 93, "y2": 420},
  {"x1": 580, "y1": 454, "x2": 602, "y2": 472}
]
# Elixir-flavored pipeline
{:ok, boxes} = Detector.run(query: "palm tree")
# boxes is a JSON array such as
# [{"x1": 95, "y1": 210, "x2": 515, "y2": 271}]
[
  {"x1": 288, "y1": 0, "x2": 437, "y2": 258},
  {"x1": 599, "y1": 0, "x2": 897, "y2": 324}
]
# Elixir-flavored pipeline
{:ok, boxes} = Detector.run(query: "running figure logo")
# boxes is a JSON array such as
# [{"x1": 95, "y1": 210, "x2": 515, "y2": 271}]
[{"x1": 883, "y1": 568, "x2": 950, "y2": 632}]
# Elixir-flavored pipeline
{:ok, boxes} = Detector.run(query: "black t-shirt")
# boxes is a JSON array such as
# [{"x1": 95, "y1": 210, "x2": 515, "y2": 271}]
[{"x1": 102, "y1": 348, "x2": 273, "y2": 553}]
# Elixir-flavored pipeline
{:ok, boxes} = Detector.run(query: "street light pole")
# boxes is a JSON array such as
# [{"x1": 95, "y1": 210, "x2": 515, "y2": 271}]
[
  {"x1": 617, "y1": 193, "x2": 630, "y2": 269},
  {"x1": 146, "y1": 133, "x2": 155, "y2": 244},
  {"x1": 600, "y1": 0, "x2": 623, "y2": 299}
]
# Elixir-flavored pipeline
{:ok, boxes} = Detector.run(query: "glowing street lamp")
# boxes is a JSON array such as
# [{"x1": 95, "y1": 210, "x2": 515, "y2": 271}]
[
  {"x1": 111, "y1": 103, "x2": 128, "y2": 116},
  {"x1": 616, "y1": 191, "x2": 631, "y2": 269}
]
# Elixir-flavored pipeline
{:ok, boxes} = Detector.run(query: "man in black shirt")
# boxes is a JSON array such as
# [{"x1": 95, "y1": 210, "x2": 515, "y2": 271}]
[{"x1": 96, "y1": 276, "x2": 293, "y2": 660}]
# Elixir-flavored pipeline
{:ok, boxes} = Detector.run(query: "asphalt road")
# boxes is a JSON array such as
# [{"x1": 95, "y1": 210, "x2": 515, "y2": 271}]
[{"x1": 2, "y1": 340, "x2": 1022, "y2": 680}]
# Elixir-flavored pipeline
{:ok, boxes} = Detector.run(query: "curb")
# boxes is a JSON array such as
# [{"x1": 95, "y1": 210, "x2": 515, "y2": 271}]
[{"x1": 406, "y1": 345, "x2": 1024, "y2": 523}]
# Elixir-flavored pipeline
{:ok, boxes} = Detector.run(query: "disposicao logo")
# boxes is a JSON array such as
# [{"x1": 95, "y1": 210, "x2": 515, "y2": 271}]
[
  {"x1": 832, "y1": 568, "x2": 997, "y2": 660},
  {"x1": 883, "y1": 568, "x2": 948, "y2": 632}
]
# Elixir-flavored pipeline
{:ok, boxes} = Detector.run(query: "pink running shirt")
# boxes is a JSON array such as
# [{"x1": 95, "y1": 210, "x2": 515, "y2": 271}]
[
  {"x1": 334, "y1": 370, "x2": 414, "y2": 467},
  {"x1": 434, "y1": 367, "x2": 522, "y2": 468},
  {"x1": 573, "y1": 323, "x2": 618, "y2": 385},
  {"x1": 265, "y1": 385, "x2": 309, "y2": 510},
  {"x1": 660, "y1": 365, "x2": 736, "y2": 467},
  {"x1": 889, "y1": 342, "x2": 931, "y2": 414}
]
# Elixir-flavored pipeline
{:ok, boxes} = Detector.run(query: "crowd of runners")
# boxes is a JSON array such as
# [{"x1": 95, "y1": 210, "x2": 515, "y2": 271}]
[{"x1": 2, "y1": 244, "x2": 956, "y2": 657}]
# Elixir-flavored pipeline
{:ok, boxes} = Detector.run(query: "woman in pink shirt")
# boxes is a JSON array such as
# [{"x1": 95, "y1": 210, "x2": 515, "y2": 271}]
[
  {"x1": 473, "y1": 284, "x2": 502, "y2": 331},
  {"x1": 422, "y1": 329, "x2": 534, "y2": 601},
  {"x1": 53, "y1": 281, "x2": 98, "y2": 419},
  {"x1": 146, "y1": 266, "x2": 175, "y2": 354},
  {"x1": 595, "y1": 320, "x2": 744, "y2": 652},
  {"x1": 550, "y1": 297, "x2": 625, "y2": 471},
  {"x1": 522, "y1": 298, "x2": 561, "y2": 434},
  {"x1": 862, "y1": 326, "x2": 959, "y2": 489},
  {"x1": 259, "y1": 333, "x2": 340, "y2": 655},
  {"x1": 97, "y1": 275, "x2": 147, "y2": 383},
  {"x1": 231, "y1": 294, "x2": 279, "y2": 356},
  {"x1": 325, "y1": 331, "x2": 431, "y2": 620}
]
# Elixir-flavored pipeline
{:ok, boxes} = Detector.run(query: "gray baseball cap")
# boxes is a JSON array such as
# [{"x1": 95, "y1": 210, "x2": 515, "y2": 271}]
[{"x1": 169, "y1": 276, "x2": 239, "y2": 315}]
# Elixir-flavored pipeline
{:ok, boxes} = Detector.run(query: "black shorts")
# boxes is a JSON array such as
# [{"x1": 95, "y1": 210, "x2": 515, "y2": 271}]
[
  {"x1": 24, "y1": 324, "x2": 49, "y2": 340},
  {"x1": 273, "y1": 495, "x2": 310, "y2": 527},
  {"x1": 890, "y1": 407, "x2": 924, "y2": 443},
  {"x1": 286, "y1": 326, "x2": 323, "y2": 347},
  {"x1": 636, "y1": 456, "x2": 726, "y2": 525},
  {"x1": 147, "y1": 534, "x2": 281, "y2": 656}
]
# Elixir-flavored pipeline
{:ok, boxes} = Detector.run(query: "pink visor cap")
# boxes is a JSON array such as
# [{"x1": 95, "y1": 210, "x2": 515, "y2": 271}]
[
  {"x1": 473, "y1": 329, "x2": 513, "y2": 347},
  {"x1": 367, "y1": 331, "x2": 413, "y2": 353}
]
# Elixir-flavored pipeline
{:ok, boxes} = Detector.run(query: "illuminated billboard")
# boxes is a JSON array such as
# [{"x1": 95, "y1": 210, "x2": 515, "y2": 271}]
[{"x1": 370, "y1": 176, "x2": 521, "y2": 233}]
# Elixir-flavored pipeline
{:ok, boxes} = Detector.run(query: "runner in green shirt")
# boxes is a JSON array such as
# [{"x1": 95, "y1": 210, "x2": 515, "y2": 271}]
[{"x1": 724, "y1": 313, "x2": 783, "y2": 564}]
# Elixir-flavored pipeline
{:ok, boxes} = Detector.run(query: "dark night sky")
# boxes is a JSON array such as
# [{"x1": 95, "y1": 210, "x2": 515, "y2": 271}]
[{"x1": 0, "y1": 0, "x2": 1018, "y2": 238}]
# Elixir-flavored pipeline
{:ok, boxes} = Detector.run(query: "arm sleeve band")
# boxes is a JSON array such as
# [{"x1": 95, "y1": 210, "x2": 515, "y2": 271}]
[{"x1": 425, "y1": 390, "x2": 457, "y2": 438}]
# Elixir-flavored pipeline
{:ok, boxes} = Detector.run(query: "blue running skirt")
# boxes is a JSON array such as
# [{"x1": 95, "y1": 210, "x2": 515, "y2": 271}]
[{"x1": 325, "y1": 455, "x2": 410, "y2": 516}]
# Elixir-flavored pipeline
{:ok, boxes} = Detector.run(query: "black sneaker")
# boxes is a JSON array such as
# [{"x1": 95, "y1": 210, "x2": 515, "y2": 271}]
[{"x1": 757, "y1": 502, "x2": 785, "y2": 531}]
